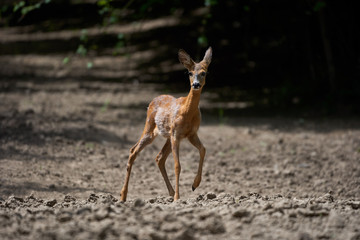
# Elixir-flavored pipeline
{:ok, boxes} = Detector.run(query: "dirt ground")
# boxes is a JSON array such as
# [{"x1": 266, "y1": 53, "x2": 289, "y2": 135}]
[{"x1": 0, "y1": 80, "x2": 359, "y2": 240}]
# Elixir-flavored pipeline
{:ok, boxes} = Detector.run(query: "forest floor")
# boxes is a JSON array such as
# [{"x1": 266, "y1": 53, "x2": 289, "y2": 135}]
[{"x1": 0, "y1": 79, "x2": 360, "y2": 240}]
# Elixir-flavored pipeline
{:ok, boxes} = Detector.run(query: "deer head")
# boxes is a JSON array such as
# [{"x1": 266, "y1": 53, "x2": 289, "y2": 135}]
[{"x1": 178, "y1": 47, "x2": 212, "y2": 90}]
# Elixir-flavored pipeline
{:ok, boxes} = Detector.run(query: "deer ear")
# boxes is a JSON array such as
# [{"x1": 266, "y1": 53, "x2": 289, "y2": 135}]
[
  {"x1": 178, "y1": 49, "x2": 195, "y2": 70},
  {"x1": 202, "y1": 47, "x2": 212, "y2": 66}
]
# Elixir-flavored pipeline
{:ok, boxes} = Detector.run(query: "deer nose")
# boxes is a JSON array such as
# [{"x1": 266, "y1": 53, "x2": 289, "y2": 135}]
[{"x1": 192, "y1": 82, "x2": 201, "y2": 89}]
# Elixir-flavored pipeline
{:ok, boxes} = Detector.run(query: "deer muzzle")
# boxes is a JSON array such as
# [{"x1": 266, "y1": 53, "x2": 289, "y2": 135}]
[{"x1": 192, "y1": 81, "x2": 201, "y2": 89}]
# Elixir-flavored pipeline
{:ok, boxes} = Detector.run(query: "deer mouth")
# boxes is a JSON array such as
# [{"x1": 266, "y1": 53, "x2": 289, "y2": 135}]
[{"x1": 192, "y1": 82, "x2": 201, "y2": 89}]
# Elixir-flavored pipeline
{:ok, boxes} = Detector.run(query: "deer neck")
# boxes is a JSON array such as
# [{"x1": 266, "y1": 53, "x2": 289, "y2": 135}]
[{"x1": 182, "y1": 88, "x2": 202, "y2": 116}]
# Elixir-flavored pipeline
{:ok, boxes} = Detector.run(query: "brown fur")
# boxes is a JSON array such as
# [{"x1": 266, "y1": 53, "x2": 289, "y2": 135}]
[{"x1": 120, "y1": 47, "x2": 212, "y2": 201}]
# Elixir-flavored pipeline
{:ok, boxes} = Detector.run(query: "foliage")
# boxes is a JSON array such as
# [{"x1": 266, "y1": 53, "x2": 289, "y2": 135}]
[
  {"x1": 13, "y1": 0, "x2": 51, "y2": 21},
  {"x1": 0, "y1": 0, "x2": 358, "y2": 113},
  {"x1": 198, "y1": 0, "x2": 218, "y2": 48}
]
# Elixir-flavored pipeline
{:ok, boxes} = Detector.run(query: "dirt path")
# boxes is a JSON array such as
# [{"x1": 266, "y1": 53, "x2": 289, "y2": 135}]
[{"x1": 1, "y1": 80, "x2": 359, "y2": 239}]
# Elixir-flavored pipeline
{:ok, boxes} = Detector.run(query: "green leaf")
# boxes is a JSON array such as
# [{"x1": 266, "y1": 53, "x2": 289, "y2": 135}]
[
  {"x1": 109, "y1": 15, "x2": 118, "y2": 24},
  {"x1": 21, "y1": 7, "x2": 29, "y2": 15},
  {"x1": 98, "y1": 6, "x2": 109, "y2": 15},
  {"x1": 97, "y1": 0, "x2": 108, "y2": 6},
  {"x1": 13, "y1": 1, "x2": 25, "y2": 12},
  {"x1": 101, "y1": 99, "x2": 110, "y2": 112},
  {"x1": 313, "y1": 1, "x2": 326, "y2": 12},
  {"x1": 85, "y1": 142, "x2": 94, "y2": 149},
  {"x1": 21, "y1": 5, "x2": 39, "y2": 15},
  {"x1": 62, "y1": 57, "x2": 70, "y2": 65},
  {"x1": 87, "y1": 62, "x2": 93, "y2": 69},
  {"x1": 204, "y1": 0, "x2": 218, "y2": 7},
  {"x1": 197, "y1": 36, "x2": 208, "y2": 47},
  {"x1": 76, "y1": 44, "x2": 87, "y2": 56},
  {"x1": 80, "y1": 29, "x2": 88, "y2": 42}
]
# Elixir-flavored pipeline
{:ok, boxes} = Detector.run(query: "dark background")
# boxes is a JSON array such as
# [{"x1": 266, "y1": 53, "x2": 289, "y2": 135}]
[{"x1": 1, "y1": 0, "x2": 359, "y2": 116}]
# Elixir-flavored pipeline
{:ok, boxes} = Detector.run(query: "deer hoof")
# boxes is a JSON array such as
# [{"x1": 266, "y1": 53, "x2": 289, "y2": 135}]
[{"x1": 192, "y1": 185, "x2": 196, "y2": 191}]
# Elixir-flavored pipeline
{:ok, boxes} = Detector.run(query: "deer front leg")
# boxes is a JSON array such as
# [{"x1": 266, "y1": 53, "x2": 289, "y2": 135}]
[
  {"x1": 171, "y1": 136, "x2": 181, "y2": 200},
  {"x1": 188, "y1": 134, "x2": 206, "y2": 191},
  {"x1": 155, "y1": 139, "x2": 175, "y2": 197}
]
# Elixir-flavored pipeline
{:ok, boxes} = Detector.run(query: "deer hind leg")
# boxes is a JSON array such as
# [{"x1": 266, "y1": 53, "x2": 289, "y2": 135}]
[
  {"x1": 155, "y1": 139, "x2": 175, "y2": 197},
  {"x1": 188, "y1": 134, "x2": 206, "y2": 191},
  {"x1": 120, "y1": 122, "x2": 157, "y2": 202},
  {"x1": 171, "y1": 136, "x2": 181, "y2": 200}
]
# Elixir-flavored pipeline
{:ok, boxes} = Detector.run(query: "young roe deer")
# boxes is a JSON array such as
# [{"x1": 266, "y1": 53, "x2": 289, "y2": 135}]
[{"x1": 120, "y1": 47, "x2": 212, "y2": 201}]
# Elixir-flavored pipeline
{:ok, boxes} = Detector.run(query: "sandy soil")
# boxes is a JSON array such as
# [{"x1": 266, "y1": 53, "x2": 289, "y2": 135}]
[{"x1": 1, "y1": 80, "x2": 359, "y2": 240}]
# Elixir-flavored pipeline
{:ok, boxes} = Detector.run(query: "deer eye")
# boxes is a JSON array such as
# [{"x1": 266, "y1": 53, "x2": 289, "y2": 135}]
[
  {"x1": 188, "y1": 72, "x2": 193, "y2": 77},
  {"x1": 200, "y1": 71, "x2": 206, "y2": 77}
]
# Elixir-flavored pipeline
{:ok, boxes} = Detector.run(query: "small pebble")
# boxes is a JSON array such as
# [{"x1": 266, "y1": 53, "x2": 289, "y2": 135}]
[
  {"x1": 45, "y1": 199, "x2": 57, "y2": 207},
  {"x1": 134, "y1": 198, "x2": 145, "y2": 207},
  {"x1": 206, "y1": 193, "x2": 217, "y2": 200}
]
